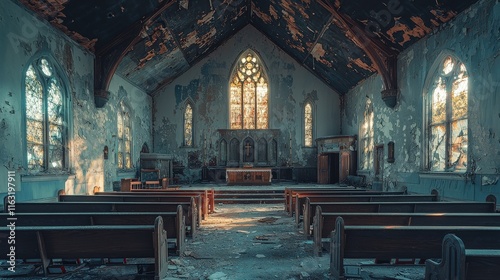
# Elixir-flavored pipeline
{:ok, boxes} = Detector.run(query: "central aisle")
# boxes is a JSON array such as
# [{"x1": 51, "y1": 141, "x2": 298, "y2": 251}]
[{"x1": 175, "y1": 203, "x2": 330, "y2": 280}]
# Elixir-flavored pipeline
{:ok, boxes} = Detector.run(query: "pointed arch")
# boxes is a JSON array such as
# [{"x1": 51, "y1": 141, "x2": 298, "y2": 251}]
[
  {"x1": 243, "y1": 137, "x2": 255, "y2": 162},
  {"x1": 270, "y1": 139, "x2": 278, "y2": 166},
  {"x1": 304, "y1": 101, "x2": 314, "y2": 147},
  {"x1": 219, "y1": 139, "x2": 227, "y2": 166},
  {"x1": 257, "y1": 137, "x2": 268, "y2": 163},
  {"x1": 24, "y1": 53, "x2": 70, "y2": 173},
  {"x1": 183, "y1": 100, "x2": 194, "y2": 147},
  {"x1": 359, "y1": 97, "x2": 374, "y2": 171},
  {"x1": 229, "y1": 49, "x2": 269, "y2": 129},
  {"x1": 117, "y1": 100, "x2": 133, "y2": 169},
  {"x1": 229, "y1": 138, "x2": 240, "y2": 163},
  {"x1": 423, "y1": 52, "x2": 468, "y2": 172}
]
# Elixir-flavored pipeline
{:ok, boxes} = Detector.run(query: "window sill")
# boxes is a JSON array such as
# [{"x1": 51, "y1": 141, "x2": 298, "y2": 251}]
[
  {"x1": 22, "y1": 174, "x2": 75, "y2": 183},
  {"x1": 117, "y1": 169, "x2": 136, "y2": 174},
  {"x1": 357, "y1": 169, "x2": 371, "y2": 175},
  {"x1": 180, "y1": 145, "x2": 196, "y2": 149},
  {"x1": 419, "y1": 172, "x2": 466, "y2": 181},
  {"x1": 302, "y1": 145, "x2": 316, "y2": 149}
]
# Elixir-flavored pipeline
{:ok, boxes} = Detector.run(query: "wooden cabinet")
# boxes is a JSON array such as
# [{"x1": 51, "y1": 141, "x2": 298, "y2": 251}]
[{"x1": 316, "y1": 135, "x2": 357, "y2": 184}]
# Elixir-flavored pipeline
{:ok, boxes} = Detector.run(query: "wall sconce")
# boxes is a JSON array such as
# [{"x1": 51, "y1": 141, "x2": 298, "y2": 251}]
[
  {"x1": 103, "y1": 146, "x2": 109, "y2": 160},
  {"x1": 387, "y1": 141, "x2": 395, "y2": 163}
]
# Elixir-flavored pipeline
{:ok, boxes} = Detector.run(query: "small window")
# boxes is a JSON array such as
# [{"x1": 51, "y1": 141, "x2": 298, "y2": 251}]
[
  {"x1": 426, "y1": 55, "x2": 468, "y2": 172},
  {"x1": 229, "y1": 50, "x2": 269, "y2": 129},
  {"x1": 25, "y1": 56, "x2": 68, "y2": 173},
  {"x1": 184, "y1": 102, "x2": 193, "y2": 147},
  {"x1": 304, "y1": 102, "x2": 313, "y2": 147},
  {"x1": 359, "y1": 98, "x2": 374, "y2": 170},
  {"x1": 117, "y1": 102, "x2": 132, "y2": 169}
]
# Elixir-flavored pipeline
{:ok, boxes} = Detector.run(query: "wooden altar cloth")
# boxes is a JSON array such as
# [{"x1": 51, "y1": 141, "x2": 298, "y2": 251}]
[{"x1": 226, "y1": 168, "x2": 272, "y2": 185}]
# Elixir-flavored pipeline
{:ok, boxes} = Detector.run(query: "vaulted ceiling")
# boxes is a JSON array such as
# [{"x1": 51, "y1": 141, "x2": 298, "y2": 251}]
[{"x1": 19, "y1": 0, "x2": 478, "y2": 103}]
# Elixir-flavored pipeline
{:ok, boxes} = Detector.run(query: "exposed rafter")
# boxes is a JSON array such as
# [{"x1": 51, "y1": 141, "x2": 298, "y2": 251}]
[
  {"x1": 318, "y1": 0, "x2": 399, "y2": 108},
  {"x1": 93, "y1": 0, "x2": 177, "y2": 108},
  {"x1": 302, "y1": 15, "x2": 334, "y2": 64},
  {"x1": 160, "y1": 14, "x2": 191, "y2": 68}
]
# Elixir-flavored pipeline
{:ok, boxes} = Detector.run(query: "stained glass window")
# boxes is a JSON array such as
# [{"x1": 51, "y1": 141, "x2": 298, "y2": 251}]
[
  {"x1": 304, "y1": 103, "x2": 313, "y2": 147},
  {"x1": 184, "y1": 103, "x2": 193, "y2": 146},
  {"x1": 117, "y1": 102, "x2": 132, "y2": 169},
  {"x1": 428, "y1": 56, "x2": 468, "y2": 172},
  {"x1": 359, "y1": 98, "x2": 374, "y2": 170},
  {"x1": 230, "y1": 51, "x2": 268, "y2": 129},
  {"x1": 25, "y1": 57, "x2": 67, "y2": 173}
]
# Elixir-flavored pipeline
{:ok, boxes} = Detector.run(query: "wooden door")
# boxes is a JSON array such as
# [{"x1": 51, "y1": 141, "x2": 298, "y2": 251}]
[
  {"x1": 374, "y1": 144, "x2": 384, "y2": 181},
  {"x1": 318, "y1": 154, "x2": 329, "y2": 184},
  {"x1": 339, "y1": 152, "x2": 350, "y2": 183}
]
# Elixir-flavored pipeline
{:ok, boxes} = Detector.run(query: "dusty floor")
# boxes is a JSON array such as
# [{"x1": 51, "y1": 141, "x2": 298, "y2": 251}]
[{"x1": 1, "y1": 201, "x2": 426, "y2": 280}]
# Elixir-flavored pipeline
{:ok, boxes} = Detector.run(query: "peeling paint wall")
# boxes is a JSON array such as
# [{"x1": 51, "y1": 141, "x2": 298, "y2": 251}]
[
  {"x1": 153, "y1": 25, "x2": 340, "y2": 182},
  {"x1": 0, "y1": 0, "x2": 152, "y2": 201},
  {"x1": 342, "y1": 0, "x2": 500, "y2": 202}
]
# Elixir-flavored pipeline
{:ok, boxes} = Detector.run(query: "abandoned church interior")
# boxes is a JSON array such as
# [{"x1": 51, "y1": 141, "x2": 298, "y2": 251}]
[{"x1": 0, "y1": 0, "x2": 499, "y2": 279}]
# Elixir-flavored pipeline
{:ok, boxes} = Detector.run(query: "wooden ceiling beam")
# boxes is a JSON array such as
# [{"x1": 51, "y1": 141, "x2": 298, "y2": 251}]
[
  {"x1": 318, "y1": 0, "x2": 399, "y2": 108},
  {"x1": 93, "y1": 0, "x2": 177, "y2": 108}
]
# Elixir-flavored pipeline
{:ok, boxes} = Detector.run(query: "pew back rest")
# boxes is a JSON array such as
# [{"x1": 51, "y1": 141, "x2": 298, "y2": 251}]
[
  {"x1": 0, "y1": 216, "x2": 168, "y2": 279},
  {"x1": 318, "y1": 211, "x2": 500, "y2": 237},
  {"x1": 331, "y1": 217, "x2": 500, "y2": 279},
  {"x1": 425, "y1": 234, "x2": 500, "y2": 280},
  {"x1": 9, "y1": 200, "x2": 197, "y2": 237}
]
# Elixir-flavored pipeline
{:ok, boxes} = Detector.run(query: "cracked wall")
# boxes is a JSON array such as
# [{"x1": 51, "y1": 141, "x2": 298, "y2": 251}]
[
  {"x1": 153, "y1": 25, "x2": 340, "y2": 182},
  {"x1": 342, "y1": 0, "x2": 500, "y2": 202},
  {"x1": 0, "y1": 1, "x2": 152, "y2": 201}
]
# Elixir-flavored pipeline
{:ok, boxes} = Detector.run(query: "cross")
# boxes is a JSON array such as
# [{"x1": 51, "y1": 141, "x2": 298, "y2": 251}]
[{"x1": 245, "y1": 141, "x2": 252, "y2": 157}]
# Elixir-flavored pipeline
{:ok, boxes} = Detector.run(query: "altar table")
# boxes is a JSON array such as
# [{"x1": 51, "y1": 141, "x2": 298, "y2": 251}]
[{"x1": 226, "y1": 168, "x2": 272, "y2": 185}]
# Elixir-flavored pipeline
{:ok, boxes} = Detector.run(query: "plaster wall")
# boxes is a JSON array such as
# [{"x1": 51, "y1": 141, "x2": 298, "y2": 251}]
[
  {"x1": 153, "y1": 25, "x2": 340, "y2": 182},
  {"x1": 0, "y1": 0, "x2": 152, "y2": 202},
  {"x1": 342, "y1": 0, "x2": 500, "y2": 202}
]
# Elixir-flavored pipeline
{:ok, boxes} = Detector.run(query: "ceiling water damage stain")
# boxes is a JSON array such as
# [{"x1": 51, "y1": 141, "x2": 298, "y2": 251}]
[
  {"x1": 311, "y1": 43, "x2": 332, "y2": 68},
  {"x1": 386, "y1": 17, "x2": 432, "y2": 46},
  {"x1": 348, "y1": 58, "x2": 376, "y2": 72}
]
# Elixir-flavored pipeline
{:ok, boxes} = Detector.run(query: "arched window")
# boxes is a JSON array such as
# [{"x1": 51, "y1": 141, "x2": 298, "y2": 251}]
[
  {"x1": 304, "y1": 102, "x2": 313, "y2": 147},
  {"x1": 25, "y1": 56, "x2": 68, "y2": 173},
  {"x1": 184, "y1": 102, "x2": 193, "y2": 147},
  {"x1": 359, "y1": 98, "x2": 374, "y2": 170},
  {"x1": 426, "y1": 55, "x2": 468, "y2": 172},
  {"x1": 229, "y1": 51, "x2": 269, "y2": 129},
  {"x1": 117, "y1": 102, "x2": 132, "y2": 169}
]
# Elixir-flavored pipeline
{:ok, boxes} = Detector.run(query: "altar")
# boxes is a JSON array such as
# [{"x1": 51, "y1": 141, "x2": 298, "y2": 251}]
[{"x1": 226, "y1": 168, "x2": 272, "y2": 186}]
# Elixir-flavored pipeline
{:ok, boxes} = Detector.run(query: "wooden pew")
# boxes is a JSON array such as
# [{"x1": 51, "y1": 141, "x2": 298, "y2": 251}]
[
  {"x1": 9, "y1": 200, "x2": 197, "y2": 237},
  {"x1": 304, "y1": 200, "x2": 496, "y2": 237},
  {"x1": 425, "y1": 234, "x2": 500, "y2": 280},
  {"x1": 0, "y1": 216, "x2": 168, "y2": 279},
  {"x1": 329, "y1": 217, "x2": 500, "y2": 280},
  {"x1": 295, "y1": 193, "x2": 436, "y2": 227},
  {"x1": 97, "y1": 189, "x2": 215, "y2": 215},
  {"x1": 98, "y1": 191, "x2": 209, "y2": 218},
  {"x1": 313, "y1": 207, "x2": 500, "y2": 256},
  {"x1": 0, "y1": 207, "x2": 185, "y2": 256},
  {"x1": 288, "y1": 189, "x2": 406, "y2": 217},
  {"x1": 214, "y1": 191, "x2": 284, "y2": 204},
  {"x1": 284, "y1": 187, "x2": 362, "y2": 214},
  {"x1": 60, "y1": 194, "x2": 204, "y2": 223}
]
